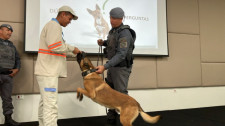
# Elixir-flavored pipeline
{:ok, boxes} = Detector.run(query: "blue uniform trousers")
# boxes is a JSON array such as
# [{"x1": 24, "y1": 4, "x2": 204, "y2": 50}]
[
  {"x1": 106, "y1": 66, "x2": 132, "y2": 120},
  {"x1": 106, "y1": 66, "x2": 132, "y2": 94},
  {"x1": 0, "y1": 74, "x2": 13, "y2": 116}
]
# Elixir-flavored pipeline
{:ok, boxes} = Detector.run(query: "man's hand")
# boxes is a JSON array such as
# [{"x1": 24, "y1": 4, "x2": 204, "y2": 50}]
[
  {"x1": 97, "y1": 39, "x2": 104, "y2": 46},
  {"x1": 73, "y1": 47, "x2": 81, "y2": 54},
  {"x1": 95, "y1": 65, "x2": 105, "y2": 74},
  {"x1": 9, "y1": 69, "x2": 19, "y2": 77}
]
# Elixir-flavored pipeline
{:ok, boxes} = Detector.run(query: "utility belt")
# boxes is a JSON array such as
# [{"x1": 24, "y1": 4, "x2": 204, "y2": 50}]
[
  {"x1": 0, "y1": 68, "x2": 12, "y2": 75},
  {"x1": 114, "y1": 59, "x2": 133, "y2": 68}
]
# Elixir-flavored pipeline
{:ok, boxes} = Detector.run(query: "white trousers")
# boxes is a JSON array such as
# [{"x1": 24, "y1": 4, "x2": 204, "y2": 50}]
[{"x1": 36, "y1": 76, "x2": 58, "y2": 126}]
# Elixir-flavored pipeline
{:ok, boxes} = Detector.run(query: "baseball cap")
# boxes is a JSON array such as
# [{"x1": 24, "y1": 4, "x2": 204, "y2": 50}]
[
  {"x1": 0, "y1": 24, "x2": 13, "y2": 32},
  {"x1": 58, "y1": 6, "x2": 78, "y2": 20},
  {"x1": 110, "y1": 7, "x2": 124, "y2": 18}
]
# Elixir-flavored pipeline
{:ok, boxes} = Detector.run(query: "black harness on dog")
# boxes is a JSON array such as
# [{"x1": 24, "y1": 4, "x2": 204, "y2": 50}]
[{"x1": 81, "y1": 69, "x2": 97, "y2": 77}]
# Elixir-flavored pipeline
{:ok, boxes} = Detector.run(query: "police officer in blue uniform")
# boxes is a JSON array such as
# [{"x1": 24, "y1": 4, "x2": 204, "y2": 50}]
[
  {"x1": 0, "y1": 24, "x2": 21, "y2": 126},
  {"x1": 96, "y1": 7, "x2": 136, "y2": 124}
]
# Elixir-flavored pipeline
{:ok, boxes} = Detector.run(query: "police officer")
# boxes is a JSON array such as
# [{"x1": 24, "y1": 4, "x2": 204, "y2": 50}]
[
  {"x1": 96, "y1": 7, "x2": 136, "y2": 124},
  {"x1": 0, "y1": 24, "x2": 21, "y2": 126}
]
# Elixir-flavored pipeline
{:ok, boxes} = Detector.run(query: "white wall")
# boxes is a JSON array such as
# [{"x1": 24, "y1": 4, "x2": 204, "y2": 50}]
[{"x1": 0, "y1": 86, "x2": 225, "y2": 124}]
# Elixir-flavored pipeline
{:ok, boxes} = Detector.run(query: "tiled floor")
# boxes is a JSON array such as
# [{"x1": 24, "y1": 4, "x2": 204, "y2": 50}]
[{"x1": 3, "y1": 106, "x2": 225, "y2": 126}]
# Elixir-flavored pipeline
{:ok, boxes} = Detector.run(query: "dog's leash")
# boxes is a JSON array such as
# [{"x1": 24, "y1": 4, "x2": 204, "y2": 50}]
[
  {"x1": 97, "y1": 46, "x2": 104, "y2": 80},
  {"x1": 97, "y1": 46, "x2": 109, "y2": 115}
]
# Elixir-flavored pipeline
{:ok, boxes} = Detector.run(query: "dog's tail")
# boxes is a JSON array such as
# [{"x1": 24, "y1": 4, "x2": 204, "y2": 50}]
[{"x1": 139, "y1": 107, "x2": 160, "y2": 124}]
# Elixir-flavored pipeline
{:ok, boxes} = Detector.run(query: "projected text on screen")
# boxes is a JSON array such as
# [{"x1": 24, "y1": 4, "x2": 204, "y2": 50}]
[{"x1": 25, "y1": 0, "x2": 168, "y2": 56}]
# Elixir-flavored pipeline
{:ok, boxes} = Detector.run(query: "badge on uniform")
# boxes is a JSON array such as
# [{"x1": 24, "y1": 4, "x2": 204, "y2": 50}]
[{"x1": 119, "y1": 37, "x2": 127, "y2": 48}]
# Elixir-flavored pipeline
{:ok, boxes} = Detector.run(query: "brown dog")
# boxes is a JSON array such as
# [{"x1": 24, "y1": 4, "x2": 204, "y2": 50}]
[{"x1": 76, "y1": 53, "x2": 160, "y2": 126}]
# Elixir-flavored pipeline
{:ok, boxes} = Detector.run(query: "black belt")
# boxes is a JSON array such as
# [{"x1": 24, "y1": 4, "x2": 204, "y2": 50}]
[
  {"x1": 82, "y1": 69, "x2": 97, "y2": 77},
  {"x1": 0, "y1": 68, "x2": 12, "y2": 75}
]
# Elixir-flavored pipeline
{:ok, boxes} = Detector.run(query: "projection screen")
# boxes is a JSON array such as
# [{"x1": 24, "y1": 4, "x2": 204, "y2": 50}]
[{"x1": 25, "y1": 0, "x2": 168, "y2": 56}]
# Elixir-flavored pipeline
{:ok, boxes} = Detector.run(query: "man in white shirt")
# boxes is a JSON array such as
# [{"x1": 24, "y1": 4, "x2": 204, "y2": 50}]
[{"x1": 35, "y1": 6, "x2": 80, "y2": 126}]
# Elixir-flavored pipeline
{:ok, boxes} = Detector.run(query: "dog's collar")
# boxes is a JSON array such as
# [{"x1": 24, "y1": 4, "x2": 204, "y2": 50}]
[{"x1": 82, "y1": 69, "x2": 97, "y2": 77}]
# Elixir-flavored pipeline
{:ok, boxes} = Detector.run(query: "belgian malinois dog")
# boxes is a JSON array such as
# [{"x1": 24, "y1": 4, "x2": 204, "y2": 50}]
[{"x1": 76, "y1": 52, "x2": 160, "y2": 126}]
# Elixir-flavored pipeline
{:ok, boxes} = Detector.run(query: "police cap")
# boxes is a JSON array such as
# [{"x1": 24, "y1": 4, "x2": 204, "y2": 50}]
[
  {"x1": 0, "y1": 24, "x2": 13, "y2": 32},
  {"x1": 110, "y1": 7, "x2": 124, "y2": 18}
]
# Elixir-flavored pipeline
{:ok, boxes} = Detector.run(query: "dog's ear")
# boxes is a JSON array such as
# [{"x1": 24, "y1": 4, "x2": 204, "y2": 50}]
[
  {"x1": 96, "y1": 4, "x2": 100, "y2": 10},
  {"x1": 87, "y1": 8, "x2": 93, "y2": 15}
]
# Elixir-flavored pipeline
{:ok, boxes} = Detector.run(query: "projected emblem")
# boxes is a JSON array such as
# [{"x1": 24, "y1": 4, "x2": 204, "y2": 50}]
[{"x1": 87, "y1": 4, "x2": 109, "y2": 39}]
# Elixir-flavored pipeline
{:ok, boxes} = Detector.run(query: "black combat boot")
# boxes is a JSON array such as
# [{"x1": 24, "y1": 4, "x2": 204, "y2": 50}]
[
  {"x1": 107, "y1": 109, "x2": 118, "y2": 125},
  {"x1": 4, "y1": 114, "x2": 20, "y2": 126}
]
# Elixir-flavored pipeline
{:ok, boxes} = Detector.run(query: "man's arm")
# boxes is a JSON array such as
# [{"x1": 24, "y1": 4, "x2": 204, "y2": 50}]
[
  {"x1": 46, "y1": 22, "x2": 78, "y2": 54},
  {"x1": 10, "y1": 47, "x2": 20, "y2": 77}
]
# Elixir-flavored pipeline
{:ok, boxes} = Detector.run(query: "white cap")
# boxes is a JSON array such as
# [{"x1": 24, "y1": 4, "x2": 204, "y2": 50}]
[{"x1": 58, "y1": 6, "x2": 78, "y2": 20}]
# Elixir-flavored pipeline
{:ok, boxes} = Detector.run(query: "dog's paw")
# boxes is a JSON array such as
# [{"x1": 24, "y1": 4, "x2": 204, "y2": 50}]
[
  {"x1": 79, "y1": 94, "x2": 83, "y2": 101},
  {"x1": 77, "y1": 92, "x2": 80, "y2": 98},
  {"x1": 77, "y1": 92, "x2": 83, "y2": 101}
]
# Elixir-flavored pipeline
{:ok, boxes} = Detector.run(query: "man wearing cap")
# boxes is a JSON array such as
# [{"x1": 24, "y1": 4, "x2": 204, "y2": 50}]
[
  {"x1": 35, "y1": 5, "x2": 80, "y2": 126},
  {"x1": 96, "y1": 7, "x2": 136, "y2": 124},
  {"x1": 0, "y1": 24, "x2": 21, "y2": 126}
]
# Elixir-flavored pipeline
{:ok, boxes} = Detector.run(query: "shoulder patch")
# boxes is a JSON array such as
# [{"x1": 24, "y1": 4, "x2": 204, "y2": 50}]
[{"x1": 119, "y1": 37, "x2": 127, "y2": 48}]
